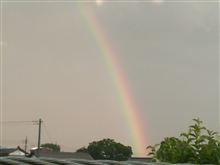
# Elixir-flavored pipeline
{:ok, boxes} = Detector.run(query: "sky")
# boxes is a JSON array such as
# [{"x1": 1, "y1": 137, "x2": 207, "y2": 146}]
[{"x1": 0, "y1": 0, "x2": 219, "y2": 156}]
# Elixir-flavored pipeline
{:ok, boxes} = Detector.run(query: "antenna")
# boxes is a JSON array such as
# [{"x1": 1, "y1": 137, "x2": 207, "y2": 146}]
[{"x1": 24, "y1": 136, "x2": 27, "y2": 152}]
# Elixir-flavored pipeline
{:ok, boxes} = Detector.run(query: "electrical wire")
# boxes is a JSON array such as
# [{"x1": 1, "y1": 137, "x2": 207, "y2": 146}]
[{"x1": 1, "y1": 120, "x2": 37, "y2": 124}]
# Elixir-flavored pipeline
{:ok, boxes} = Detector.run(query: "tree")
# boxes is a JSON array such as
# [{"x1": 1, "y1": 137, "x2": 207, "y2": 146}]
[
  {"x1": 41, "y1": 143, "x2": 61, "y2": 152},
  {"x1": 76, "y1": 147, "x2": 88, "y2": 153},
  {"x1": 147, "y1": 118, "x2": 220, "y2": 164},
  {"x1": 77, "y1": 138, "x2": 133, "y2": 161}
]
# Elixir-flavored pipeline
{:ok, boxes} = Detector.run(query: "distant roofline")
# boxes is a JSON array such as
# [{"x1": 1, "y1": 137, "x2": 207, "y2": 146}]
[{"x1": 129, "y1": 157, "x2": 152, "y2": 160}]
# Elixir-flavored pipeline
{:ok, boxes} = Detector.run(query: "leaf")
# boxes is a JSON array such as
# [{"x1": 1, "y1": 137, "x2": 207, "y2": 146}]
[{"x1": 189, "y1": 133, "x2": 196, "y2": 138}]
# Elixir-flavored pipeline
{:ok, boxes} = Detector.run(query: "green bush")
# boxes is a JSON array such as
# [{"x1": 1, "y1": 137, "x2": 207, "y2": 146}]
[{"x1": 147, "y1": 118, "x2": 220, "y2": 164}]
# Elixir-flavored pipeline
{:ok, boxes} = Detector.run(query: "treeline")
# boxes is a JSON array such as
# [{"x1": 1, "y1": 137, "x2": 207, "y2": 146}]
[{"x1": 41, "y1": 139, "x2": 132, "y2": 161}]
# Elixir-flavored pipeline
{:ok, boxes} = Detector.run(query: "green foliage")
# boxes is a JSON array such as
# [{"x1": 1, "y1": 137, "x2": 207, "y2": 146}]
[
  {"x1": 147, "y1": 118, "x2": 220, "y2": 164},
  {"x1": 77, "y1": 138, "x2": 133, "y2": 161},
  {"x1": 76, "y1": 147, "x2": 88, "y2": 153},
  {"x1": 156, "y1": 137, "x2": 194, "y2": 163},
  {"x1": 41, "y1": 143, "x2": 61, "y2": 152}
]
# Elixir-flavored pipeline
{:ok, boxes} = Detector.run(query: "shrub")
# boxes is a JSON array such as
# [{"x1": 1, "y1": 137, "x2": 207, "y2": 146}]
[{"x1": 147, "y1": 118, "x2": 220, "y2": 164}]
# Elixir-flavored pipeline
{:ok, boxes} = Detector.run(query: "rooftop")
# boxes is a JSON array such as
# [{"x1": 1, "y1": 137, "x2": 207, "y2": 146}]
[{"x1": 0, "y1": 156, "x2": 168, "y2": 165}]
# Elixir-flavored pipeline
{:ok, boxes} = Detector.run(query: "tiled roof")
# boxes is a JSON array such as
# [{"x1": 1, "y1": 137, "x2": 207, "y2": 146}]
[{"x1": 0, "y1": 156, "x2": 167, "y2": 165}]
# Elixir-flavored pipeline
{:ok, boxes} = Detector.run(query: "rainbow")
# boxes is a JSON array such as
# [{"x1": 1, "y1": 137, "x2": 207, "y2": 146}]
[{"x1": 79, "y1": 3, "x2": 149, "y2": 156}]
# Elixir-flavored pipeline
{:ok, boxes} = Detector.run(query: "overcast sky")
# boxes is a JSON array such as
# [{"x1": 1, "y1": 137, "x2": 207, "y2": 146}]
[{"x1": 1, "y1": 0, "x2": 219, "y2": 156}]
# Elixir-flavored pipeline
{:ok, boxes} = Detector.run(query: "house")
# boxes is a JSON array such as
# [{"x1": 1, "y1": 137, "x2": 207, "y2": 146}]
[
  {"x1": 30, "y1": 147, "x2": 93, "y2": 160},
  {"x1": 9, "y1": 146, "x2": 29, "y2": 156},
  {"x1": 0, "y1": 146, "x2": 28, "y2": 157},
  {"x1": 0, "y1": 147, "x2": 17, "y2": 157}
]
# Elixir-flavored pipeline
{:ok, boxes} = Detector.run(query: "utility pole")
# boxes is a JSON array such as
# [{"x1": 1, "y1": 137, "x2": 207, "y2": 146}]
[
  {"x1": 37, "y1": 118, "x2": 42, "y2": 157},
  {"x1": 24, "y1": 136, "x2": 27, "y2": 153}
]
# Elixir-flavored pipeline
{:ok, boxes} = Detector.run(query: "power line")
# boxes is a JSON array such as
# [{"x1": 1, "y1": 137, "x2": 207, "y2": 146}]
[
  {"x1": 1, "y1": 119, "x2": 43, "y2": 153},
  {"x1": 0, "y1": 120, "x2": 37, "y2": 124},
  {"x1": 0, "y1": 120, "x2": 42, "y2": 127}
]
